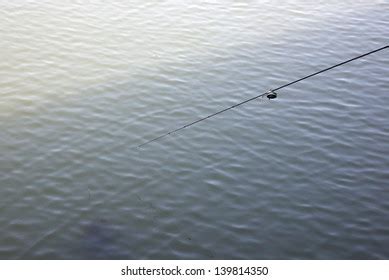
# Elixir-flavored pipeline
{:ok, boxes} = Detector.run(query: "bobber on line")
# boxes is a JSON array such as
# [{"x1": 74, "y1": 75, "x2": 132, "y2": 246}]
[{"x1": 266, "y1": 90, "x2": 277, "y2": 99}]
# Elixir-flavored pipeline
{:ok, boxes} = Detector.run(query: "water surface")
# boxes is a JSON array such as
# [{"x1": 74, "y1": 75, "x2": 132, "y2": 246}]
[{"x1": 1, "y1": 0, "x2": 389, "y2": 259}]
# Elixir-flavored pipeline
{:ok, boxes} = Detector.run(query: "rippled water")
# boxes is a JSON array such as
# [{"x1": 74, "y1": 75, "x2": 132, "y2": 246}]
[{"x1": 1, "y1": 0, "x2": 389, "y2": 259}]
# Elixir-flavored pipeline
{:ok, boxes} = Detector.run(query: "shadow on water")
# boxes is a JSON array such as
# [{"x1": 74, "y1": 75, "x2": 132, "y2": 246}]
[{"x1": 74, "y1": 218, "x2": 128, "y2": 259}]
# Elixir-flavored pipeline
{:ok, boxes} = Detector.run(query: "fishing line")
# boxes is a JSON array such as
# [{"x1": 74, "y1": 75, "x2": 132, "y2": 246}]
[{"x1": 139, "y1": 44, "x2": 389, "y2": 148}]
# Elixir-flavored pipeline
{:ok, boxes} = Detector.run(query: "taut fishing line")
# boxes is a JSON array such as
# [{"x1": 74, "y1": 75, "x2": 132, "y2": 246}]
[{"x1": 139, "y1": 45, "x2": 389, "y2": 148}]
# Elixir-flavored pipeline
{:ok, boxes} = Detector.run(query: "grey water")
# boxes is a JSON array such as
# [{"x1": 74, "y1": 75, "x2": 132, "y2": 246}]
[{"x1": 1, "y1": 0, "x2": 389, "y2": 259}]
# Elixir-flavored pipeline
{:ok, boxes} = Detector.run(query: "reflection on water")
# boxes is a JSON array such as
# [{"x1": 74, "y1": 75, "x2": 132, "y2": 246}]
[{"x1": 0, "y1": 0, "x2": 389, "y2": 259}]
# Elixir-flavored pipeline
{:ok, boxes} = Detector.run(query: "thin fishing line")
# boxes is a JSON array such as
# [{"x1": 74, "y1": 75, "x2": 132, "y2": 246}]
[{"x1": 139, "y1": 44, "x2": 389, "y2": 148}]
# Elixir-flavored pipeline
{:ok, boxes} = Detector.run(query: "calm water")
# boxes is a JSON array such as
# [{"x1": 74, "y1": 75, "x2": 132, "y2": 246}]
[{"x1": 1, "y1": 0, "x2": 389, "y2": 259}]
